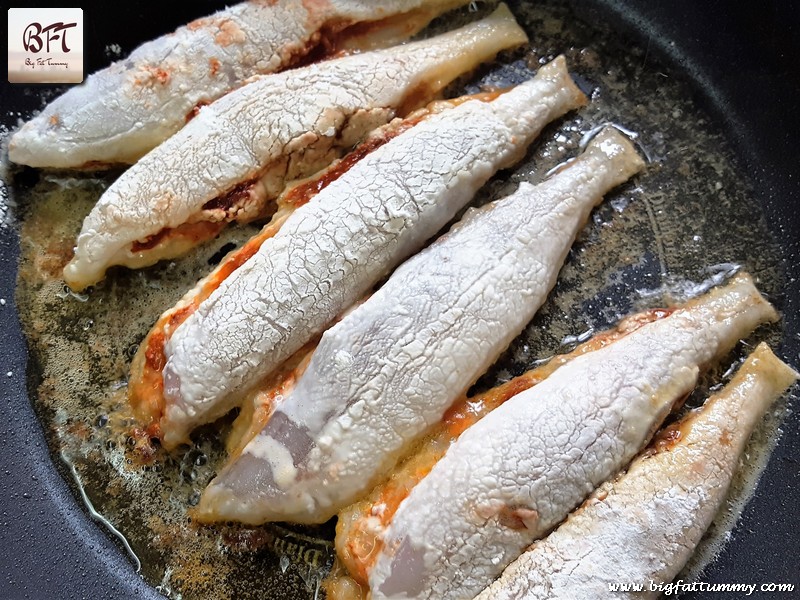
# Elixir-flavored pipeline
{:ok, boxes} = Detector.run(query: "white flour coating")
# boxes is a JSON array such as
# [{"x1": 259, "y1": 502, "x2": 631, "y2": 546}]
[
  {"x1": 8, "y1": 0, "x2": 469, "y2": 169},
  {"x1": 61, "y1": 5, "x2": 527, "y2": 289},
  {"x1": 368, "y1": 274, "x2": 778, "y2": 600},
  {"x1": 176, "y1": 57, "x2": 584, "y2": 464},
  {"x1": 196, "y1": 127, "x2": 643, "y2": 524},
  {"x1": 477, "y1": 343, "x2": 798, "y2": 600}
]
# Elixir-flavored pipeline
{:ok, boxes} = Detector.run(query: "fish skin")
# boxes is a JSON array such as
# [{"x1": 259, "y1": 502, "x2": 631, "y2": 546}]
[
  {"x1": 194, "y1": 126, "x2": 644, "y2": 525},
  {"x1": 161, "y1": 57, "x2": 587, "y2": 450},
  {"x1": 8, "y1": 0, "x2": 469, "y2": 169},
  {"x1": 367, "y1": 273, "x2": 777, "y2": 600},
  {"x1": 476, "y1": 342, "x2": 797, "y2": 600},
  {"x1": 61, "y1": 4, "x2": 528, "y2": 291}
]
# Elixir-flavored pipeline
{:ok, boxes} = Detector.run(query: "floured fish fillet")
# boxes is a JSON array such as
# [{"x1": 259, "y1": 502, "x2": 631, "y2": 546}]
[
  {"x1": 368, "y1": 273, "x2": 777, "y2": 600},
  {"x1": 195, "y1": 126, "x2": 643, "y2": 525},
  {"x1": 127, "y1": 109, "x2": 454, "y2": 447},
  {"x1": 333, "y1": 307, "x2": 674, "y2": 591},
  {"x1": 153, "y1": 56, "x2": 586, "y2": 450},
  {"x1": 8, "y1": 0, "x2": 471, "y2": 168},
  {"x1": 477, "y1": 342, "x2": 797, "y2": 600},
  {"x1": 62, "y1": 5, "x2": 527, "y2": 290}
]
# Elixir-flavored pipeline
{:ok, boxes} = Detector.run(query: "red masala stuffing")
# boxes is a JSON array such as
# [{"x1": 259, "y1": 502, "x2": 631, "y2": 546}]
[
  {"x1": 144, "y1": 332, "x2": 166, "y2": 372},
  {"x1": 282, "y1": 118, "x2": 421, "y2": 207},
  {"x1": 202, "y1": 180, "x2": 254, "y2": 212},
  {"x1": 209, "y1": 57, "x2": 221, "y2": 76},
  {"x1": 185, "y1": 99, "x2": 211, "y2": 122},
  {"x1": 131, "y1": 221, "x2": 224, "y2": 253}
]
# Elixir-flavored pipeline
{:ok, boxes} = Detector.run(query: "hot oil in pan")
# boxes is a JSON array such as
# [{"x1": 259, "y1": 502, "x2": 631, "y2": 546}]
[{"x1": 10, "y1": 1, "x2": 793, "y2": 598}]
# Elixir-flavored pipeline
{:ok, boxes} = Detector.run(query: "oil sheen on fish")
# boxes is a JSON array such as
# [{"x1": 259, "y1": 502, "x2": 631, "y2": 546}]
[
  {"x1": 154, "y1": 57, "x2": 586, "y2": 451},
  {"x1": 62, "y1": 5, "x2": 528, "y2": 290},
  {"x1": 8, "y1": 0, "x2": 470, "y2": 169},
  {"x1": 367, "y1": 273, "x2": 777, "y2": 600},
  {"x1": 477, "y1": 342, "x2": 797, "y2": 600},
  {"x1": 194, "y1": 126, "x2": 643, "y2": 525}
]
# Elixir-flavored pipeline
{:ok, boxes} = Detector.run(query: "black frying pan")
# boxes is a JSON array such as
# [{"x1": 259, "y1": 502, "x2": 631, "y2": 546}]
[{"x1": 1, "y1": 1, "x2": 798, "y2": 598}]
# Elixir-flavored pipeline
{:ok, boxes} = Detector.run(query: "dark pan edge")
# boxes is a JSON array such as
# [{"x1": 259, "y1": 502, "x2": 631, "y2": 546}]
[
  {"x1": 0, "y1": 228, "x2": 161, "y2": 599},
  {"x1": 592, "y1": 0, "x2": 800, "y2": 596}
]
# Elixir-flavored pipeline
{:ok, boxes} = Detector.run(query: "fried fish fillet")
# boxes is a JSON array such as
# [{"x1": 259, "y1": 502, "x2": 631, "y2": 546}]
[
  {"x1": 127, "y1": 115, "x2": 423, "y2": 445},
  {"x1": 195, "y1": 126, "x2": 643, "y2": 525},
  {"x1": 62, "y1": 5, "x2": 527, "y2": 290},
  {"x1": 334, "y1": 307, "x2": 674, "y2": 590},
  {"x1": 368, "y1": 273, "x2": 777, "y2": 600},
  {"x1": 477, "y1": 342, "x2": 797, "y2": 600},
  {"x1": 8, "y1": 0, "x2": 470, "y2": 168},
  {"x1": 153, "y1": 57, "x2": 586, "y2": 450}
]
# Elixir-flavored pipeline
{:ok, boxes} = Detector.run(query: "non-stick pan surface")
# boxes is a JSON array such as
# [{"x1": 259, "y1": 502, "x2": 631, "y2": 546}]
[{"x1": 0, "y1": 1, "x2": 798, "y2": 598}]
